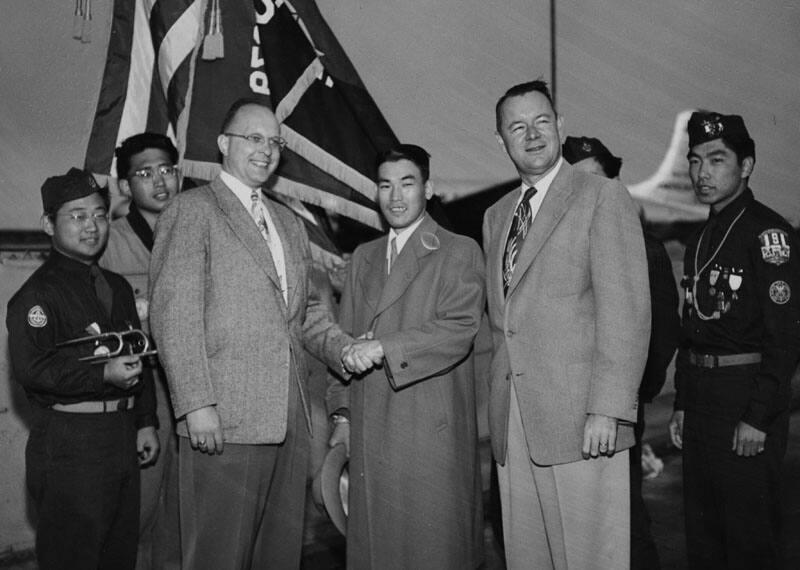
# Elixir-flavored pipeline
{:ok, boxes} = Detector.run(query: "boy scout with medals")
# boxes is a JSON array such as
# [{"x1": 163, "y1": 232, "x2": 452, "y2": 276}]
[{"x1": 669, "y1": 112, "x2": 800, "y2": 569}]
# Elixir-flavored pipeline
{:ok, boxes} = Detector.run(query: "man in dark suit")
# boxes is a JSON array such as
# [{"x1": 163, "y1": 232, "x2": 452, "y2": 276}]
[
  {"x1": 564, "y1": 135, "x2": 681, "y2": 570},
  {"x1": 150, "y1": 98, "x2": 364, "y2": 570},
  {"x1": 483, "y1": 80, "x2": 650, "y2": 569}
]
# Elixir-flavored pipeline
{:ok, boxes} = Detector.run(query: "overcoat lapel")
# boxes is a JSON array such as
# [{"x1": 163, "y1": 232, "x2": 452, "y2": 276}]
[
  {"x1": 355, "y1": 239, "x2": 387, "y2": 324},
  {"x1": 211, "y1": 178, "x2": 287, "y2": 319},
  {"x1": 506, "y1": 166, "x2": 577, "y2": 298},
  {"x1": 373, "y1": 217, "x2": 439, "y2": 323}
]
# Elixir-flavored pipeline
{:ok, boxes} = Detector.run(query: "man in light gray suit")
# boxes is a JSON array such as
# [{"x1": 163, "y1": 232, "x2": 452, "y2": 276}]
[
  {"x1": 150, "y1": 98, "x2": 366, "y2": 570},
  {"x1": 483, "y1": 80, "x2": 650, "y2": 569}
]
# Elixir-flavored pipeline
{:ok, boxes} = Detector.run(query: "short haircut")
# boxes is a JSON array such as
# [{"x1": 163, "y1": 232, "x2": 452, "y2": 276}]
[
  {"x1": 495, "y1": 79, "x2": 555, "y2": 131},
  {"x1": 375, "y1": 144, "x2": 431, "y2": 183},
  {"x1": 115, "y1": 133, "x2": 178, "y2": 179},
  {"x1": 219, "y1": 97, "x2": 273, "y2": 134}
]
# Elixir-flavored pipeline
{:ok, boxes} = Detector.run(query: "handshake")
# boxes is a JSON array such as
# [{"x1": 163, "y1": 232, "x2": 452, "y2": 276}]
[{"x1": 340, "y1": 332, "x2": 384, "y2": 375}]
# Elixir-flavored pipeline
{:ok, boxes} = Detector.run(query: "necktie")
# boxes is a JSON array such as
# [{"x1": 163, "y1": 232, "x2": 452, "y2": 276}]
[
  {"x1": 389, "y1": 236, "x2": 398, "y2": 274},
  {"x1": 90, "y1": 264, "x2": 113, "y2": 317},
  {"x1": 250, "y1": 189, "x2": 269, "y2": 241},
  {"x1": 502, "y1": 186, "x2": 537, "y2": 295}
]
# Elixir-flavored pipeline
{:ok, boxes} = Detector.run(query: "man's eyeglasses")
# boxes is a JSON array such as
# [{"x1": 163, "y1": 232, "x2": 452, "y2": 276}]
[
  {"x1": 58, "y1": 212, "x2": 110, "y2": 224},
  {"x1": 224, "y1": 133, "x2": 287, "y2": 151},
  {"x1": 131, "y1": 165, "x2": 179, "y2": 179}
]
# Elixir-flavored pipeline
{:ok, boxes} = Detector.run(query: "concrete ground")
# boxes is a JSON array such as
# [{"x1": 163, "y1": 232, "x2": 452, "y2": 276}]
[
  {"x1": 4, "y1": 397, "x2": 800, "y2": 570},
  {"x1": 300, "y1": 391, "x2": 800, "y2": 570}
]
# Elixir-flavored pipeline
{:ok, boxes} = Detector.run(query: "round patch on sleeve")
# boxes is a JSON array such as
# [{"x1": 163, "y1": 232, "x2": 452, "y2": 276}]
[
  {"x1": 27, "y1": 305, "x2": 47, "y2": 327},
  {"x1": 769, "y1": 280, "x2": 791, "y2": 305}
]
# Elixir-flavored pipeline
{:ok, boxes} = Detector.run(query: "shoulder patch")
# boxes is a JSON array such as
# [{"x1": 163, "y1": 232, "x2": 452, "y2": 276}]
[
  {"x1": 27, "y1": 305, "x2": 47, "y2": 327},
  {"x1": 769, "y1": 280, "x2": 791, "y2": 305},
  {"x1": 759, "y1": 229, "x2": 790, "y2": 265}
]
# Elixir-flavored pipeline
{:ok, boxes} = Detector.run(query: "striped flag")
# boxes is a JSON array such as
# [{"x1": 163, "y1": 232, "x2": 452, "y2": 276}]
[
  {"x1": 85, "y1": 0, "x2": 398, "y2": 259},
  {"x1": 85, "y1": 0, "x2": 202, "y2": 176}
]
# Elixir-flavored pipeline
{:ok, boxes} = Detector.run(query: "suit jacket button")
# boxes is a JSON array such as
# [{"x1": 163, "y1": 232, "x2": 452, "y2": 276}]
[
  {"x1": 506, "y1": 330, "x2": 514, "y2": 338},
  {"x1": 400, "y1": 361, "x2": 408, "y2": 369}
]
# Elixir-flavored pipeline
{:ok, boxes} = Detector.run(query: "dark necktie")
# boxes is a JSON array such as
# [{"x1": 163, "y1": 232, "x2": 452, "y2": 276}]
[
  {"x1": 90, "y1": 264, "x2": 113, "y2": 317},
  {"x1": 502, "y1": 186, "x2": 537, "y2": 295}
]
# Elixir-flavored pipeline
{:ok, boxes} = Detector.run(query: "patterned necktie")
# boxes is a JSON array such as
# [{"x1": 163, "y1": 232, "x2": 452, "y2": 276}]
[
  {"x1": 250, "y1": 189, "x2": 269, "y2": 241},
  {"x1": 89, "y1": 264, "x2": 113, "y2": 317},
  {"x1": 389, "y1": 236, "x2": 398, "y2": 274},
  {"x1": 502, "y1": 185, "x2": 537, "y2": 295}
]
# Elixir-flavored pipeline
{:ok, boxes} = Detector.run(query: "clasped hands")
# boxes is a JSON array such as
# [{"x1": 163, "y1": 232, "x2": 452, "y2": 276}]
[{"x1": 341, "y1": 331, "x2": 384, "y2": 375}]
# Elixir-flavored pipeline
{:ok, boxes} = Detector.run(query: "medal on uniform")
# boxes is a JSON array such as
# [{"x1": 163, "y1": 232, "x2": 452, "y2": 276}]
[
  {"x1": 729, "y1": 272, "x2": 742, "y2": 300},
  {"x1": 709, "y1": 268, "x2": 720, "y2": 296}
]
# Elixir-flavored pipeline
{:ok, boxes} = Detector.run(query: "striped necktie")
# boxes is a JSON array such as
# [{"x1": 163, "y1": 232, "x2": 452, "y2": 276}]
[
  {"x1": 250, "y1": 189, "x2": 269, "y2": 241},
  {"x1": 389, "y1": 236, "x2": 398, "y2": 274},
  {"x1": 502, "y1": 185, "x2": 537, "y2": 295}
]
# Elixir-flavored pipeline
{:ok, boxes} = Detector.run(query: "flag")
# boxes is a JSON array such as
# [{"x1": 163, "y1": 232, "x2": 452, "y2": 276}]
[
  {"x1": 85, "y1": 0, "x2": 398, "y2": 257},
  {"x1": 85, "y1": 0, "x2": 202, "y2": 177}
]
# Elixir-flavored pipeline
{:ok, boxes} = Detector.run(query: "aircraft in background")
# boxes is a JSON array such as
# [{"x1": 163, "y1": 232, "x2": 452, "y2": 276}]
[{"x1": 628, "y1": 110, "x2": 708, "y2": 224}]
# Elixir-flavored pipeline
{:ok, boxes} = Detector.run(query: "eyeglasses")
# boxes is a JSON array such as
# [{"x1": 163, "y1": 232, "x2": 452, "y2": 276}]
[
  {"x1": 58, "y1": 212, "x2": 110, "y2": 224},
  {"x1": 224, "y1": 133, "x2": 287, "y2": 151},
  {"x1": 131, "y1": 165, "x2": 179, "y2": 179}
]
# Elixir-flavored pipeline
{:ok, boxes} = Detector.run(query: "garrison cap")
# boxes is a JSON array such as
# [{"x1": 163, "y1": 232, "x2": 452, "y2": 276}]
[
  {"x1": 687, "y1": 111, "x2": 755, "y2": 160},
  {"x1": 562, "y1": 136, "x2": 622, "y2": 178},
  {"x1": 41, "y1": 168, "x2": 106, "y2": 213}
]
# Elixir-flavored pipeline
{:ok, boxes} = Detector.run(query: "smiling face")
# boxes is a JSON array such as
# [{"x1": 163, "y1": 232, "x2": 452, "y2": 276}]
[
  {"x1": 218, "y1": 104, "x2": 281, "y2": 188},
  {"x1": 43, "y1": 192, "x2": 109, "y2": 264},
  {"x1": 376, "y1": 159, "x2": 433, "y2": 231},
  {"x1": 688, "y1": 139, "x2": 753, "y2": 213},
  {"x1": 119, "y1": 147, "x2": 179, "y2": 220},
  {"x1": 496, "y1": 90, "x2": 564, "y2": 185}
]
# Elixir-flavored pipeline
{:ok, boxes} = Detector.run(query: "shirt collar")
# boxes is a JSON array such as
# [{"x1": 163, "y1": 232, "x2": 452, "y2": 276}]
[
  {"x1": 388, "y1": 214, "x2": 426, "y2": 255},
  {"x1": 520, "y1": 156, "x2": 563, "y2": 199},
  {"x1": 219, "y1": 170, "x2": 260, "y2": 210},
  {"x1": 48, "y1": 248, "x2": 95, "y2": 278},
  {"x1": 709, "y1": 187, "x2": 753, "y2": 225}
]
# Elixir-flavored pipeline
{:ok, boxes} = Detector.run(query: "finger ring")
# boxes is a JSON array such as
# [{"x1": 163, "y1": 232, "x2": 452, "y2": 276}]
[{"x1": 599, "y1": 443, "x2": 608, "y2": 450}]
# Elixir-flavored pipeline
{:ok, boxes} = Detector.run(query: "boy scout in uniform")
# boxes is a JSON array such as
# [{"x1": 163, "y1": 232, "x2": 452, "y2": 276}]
[
  {"x1": 6, "y1": 168, "x2": 158, "y2": 569},
  {"x1": 669, "y1": 112, "x2": 800, "y2": 569},
  {"x1": 99, "y1": 133, "x2": 180, "y2": 570}
]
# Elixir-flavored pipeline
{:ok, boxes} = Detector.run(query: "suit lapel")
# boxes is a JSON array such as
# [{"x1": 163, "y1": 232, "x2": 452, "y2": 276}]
[
  {"x1": 373, "y1": 216, "x2": 439, "y2": 322},
  {"x1": 264, "y1": 200, "x2": 300, "y2": 314},
  {"x1": 506, "y1": 165, "x2": 578, "y2": 298},
  {"x1": 211, "y1": 178, "x2": 286, "y2": 315}
]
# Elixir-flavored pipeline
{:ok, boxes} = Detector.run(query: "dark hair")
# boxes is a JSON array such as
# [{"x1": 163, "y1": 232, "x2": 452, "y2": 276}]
[
  {"x1": 375, "y1": 144, "x2": 431, "y2": 183},
  {"x1": 495, "y1": 79, "x2": 555, "y2": 131},
  {"x1": 115, "y1": 133, "x2": 178, "y2": 179},
  {"x1": 219, "y1": 97, "x2": 273, "y2": 134}
]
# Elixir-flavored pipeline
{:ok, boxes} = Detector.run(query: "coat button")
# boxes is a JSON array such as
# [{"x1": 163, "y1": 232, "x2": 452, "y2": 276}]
[
  {"x1": 506, "y1": 330, "x2": 514, "y2": 338},
  {"x1": 400, "y1": 362, "x2": 408, "y2": 369}
]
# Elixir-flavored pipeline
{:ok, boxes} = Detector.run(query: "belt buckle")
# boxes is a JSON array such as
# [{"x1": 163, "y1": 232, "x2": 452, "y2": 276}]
[{"x1": 702, "y1": 354, "x2": 718, "y2": 368}]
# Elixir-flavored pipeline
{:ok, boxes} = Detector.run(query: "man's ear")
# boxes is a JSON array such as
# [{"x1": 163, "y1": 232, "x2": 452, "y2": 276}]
[
  {"x1": 495, "y1": 132, "x2": 507, "y2": 154},
  {"x1": 41, "y1": 213, "x2": 55, "y2": 237},
  {"x1": 118, "y1": 178, "x2": 132, "y2": 199},
  {"x1": 556, "y1": 114, "x2": 565, "y2": 143},
  {"x1": 741, "y1": 156, "x2": 754, "y2": 178},
  {"x1": 424, "y1": 180, "x2": 434, "y2": 200},
  {"x1": 217, "y1": 134, "x2": 229, "y2": 157}
]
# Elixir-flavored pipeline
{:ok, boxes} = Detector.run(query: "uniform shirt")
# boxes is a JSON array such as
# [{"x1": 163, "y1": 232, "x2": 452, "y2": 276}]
[
  {"x1": 675, "y1": 188, "x2": 800, "y2": 428},
  {"x1": 6, "y1": 249, "x2": 156, "y2": 429}
]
